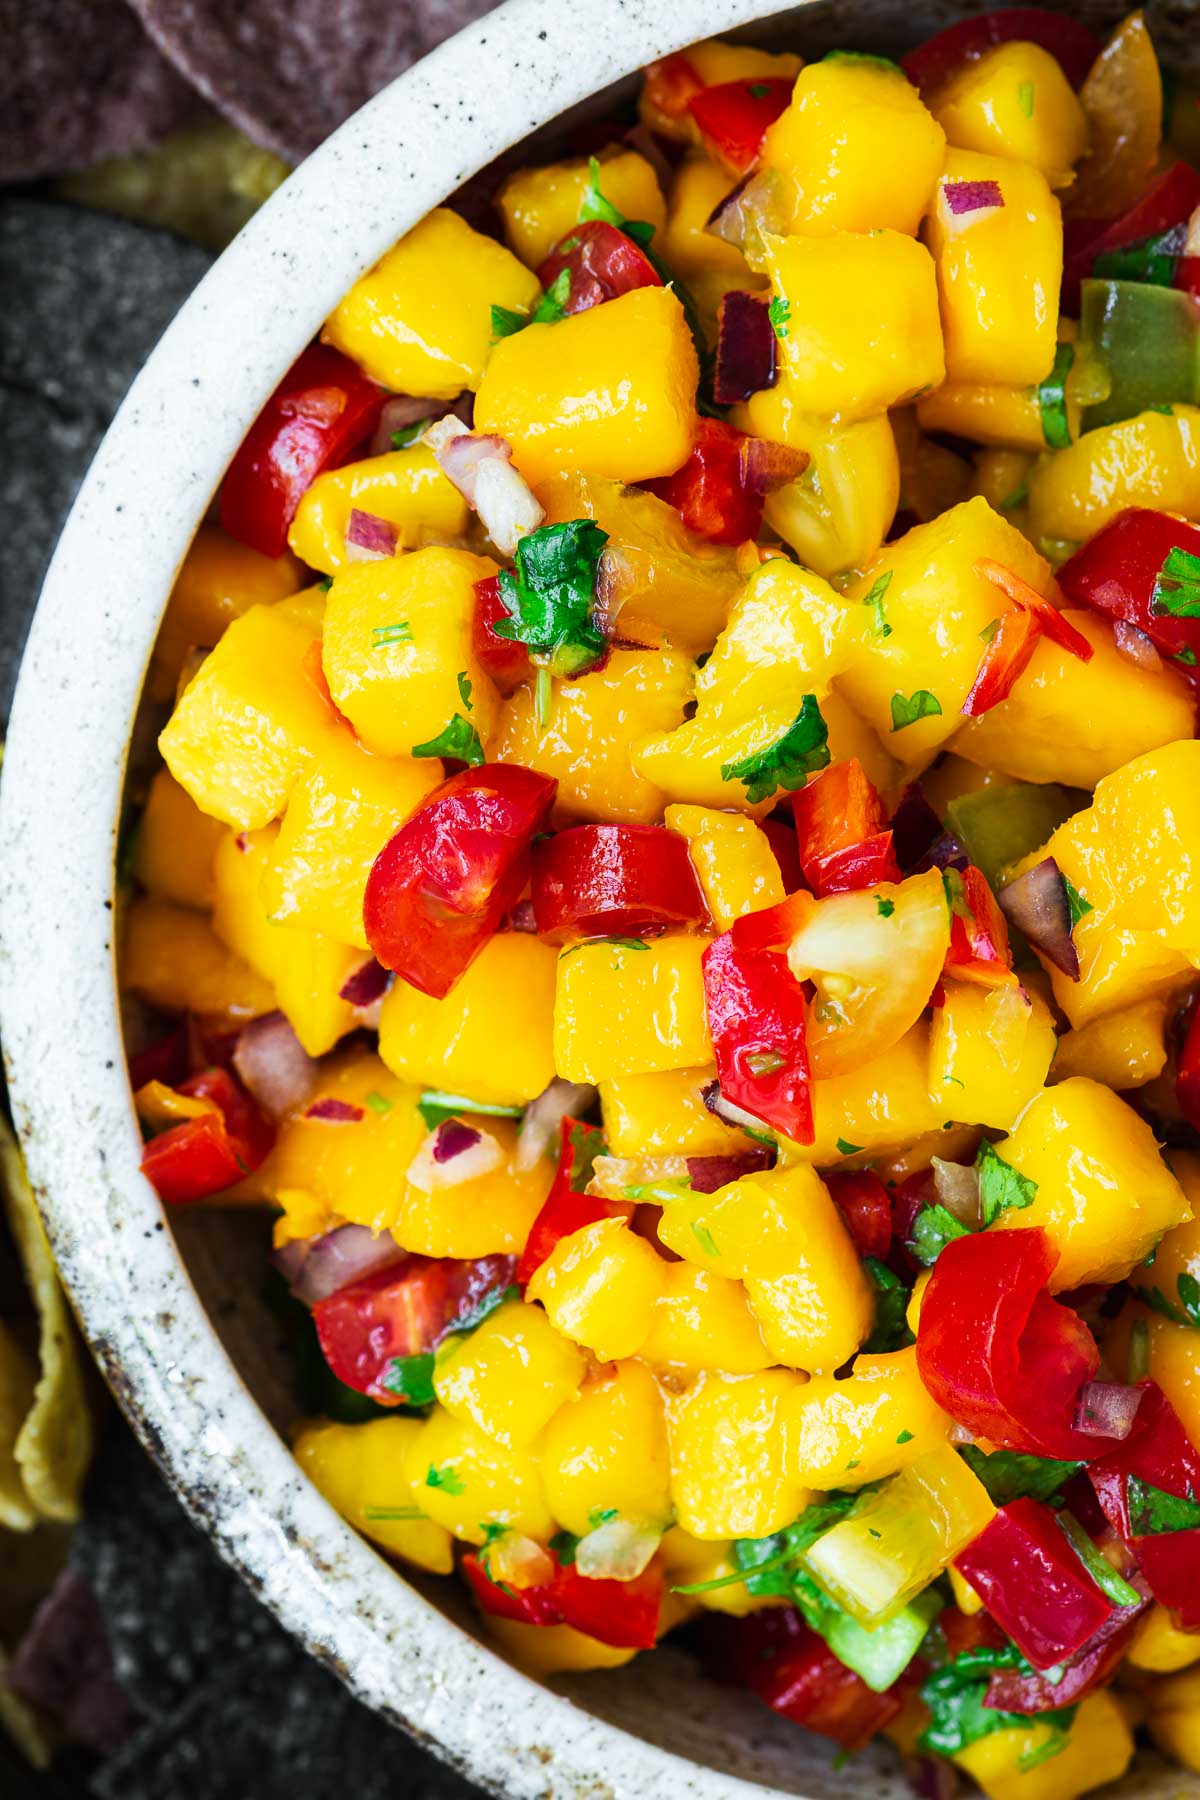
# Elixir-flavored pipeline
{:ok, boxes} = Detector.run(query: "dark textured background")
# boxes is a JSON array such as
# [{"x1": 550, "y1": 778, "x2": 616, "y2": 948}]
[{"x1": 0, "y1": 198, "x2": 485, "y2": 1800}]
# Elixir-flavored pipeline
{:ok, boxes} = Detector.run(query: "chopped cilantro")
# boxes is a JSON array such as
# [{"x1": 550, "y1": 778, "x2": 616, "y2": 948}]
[
  {"x1": 897, "y1": 1429, "x2": 914, "y2": 1445},
  {"x1": 362, "y1": 1504, "x2": 426, "y2": 1522},
  {"x1": 1037, "y1": 342, "x2": 1075, "y2": 450},
  {"x1": 863, "y1": 1256, "x2": 915, "y2": 1354},
  {"x1": 890, "y1": 689, "x2": 942, "y2": 732},
  {"x1": 1129, "y1": 1316, "x2": 1150, "y2": 1382},
  {"x1": 920, "y1": 1654, "x2": 1075, "y2": 1761},
  {"x1": 876, "y1": 897, "x2": 895, "y2": 918},
  {"x1": 1176, "y1": 645, "x2": 1199, "y2": 666},
  {"x1": 416, "y1": 1090, "x2": 523, "y2": 1130},
  {"x1": 364, "y1": 1091, "x2": 392, "y2": 1117},
  {"x1": 451, "y1": 1283, "x2": 520, "y2": 1337},
  {"x1": 672, "y1": 1492, "x2": 863, "y2": 1597},
  {"x1": 1019, "y1": 1729, "x2": 1072, "y2": 1773},
  {"x1": 456, "y1": 671, "x2": 473, "y2": 711},
  {"x1": 768, "y1": 295, "x2": 791, "y2": 341},
  {"x1": 692, "y1": 1221, "x2": 719, "y2": 1258},
  {"x1": 532, "y1": 268, "x2": 572, "y2": 323},
  {"x1": 1018, "y1": 79, "x2": 1035, "y2": 117},
  {"x1": 563, "y1": 1119, "x2": 607, "y2": 1190},
  {"x1": 746, "y1": 1049, "x2": 787, "y2": 1076},
  {"x1": 944, "y1": 1075, "x2": 965, "y2": 1089},
  {"x1": 1063, "y1": 875, "x2": 1093, "y2": 926},
  {"x1": 720, "y1": 694, "x2": 830, "y2": 803},
  {"x1": 910, "y1": 1201, "x2": 971, "y2": 1265},
  {"x1": 1150, "y1": 545, "x2": 1200, "y2": 619},
  {"x1": 371, "y1": 621, "x2": 412, "y2": 648},
  {"x1": 748, "y1": 81, "x2": 771, "y2": 97},
  {"x1": 976, "y1": 1140, "x2": 1037, "y2": 1226},
  {"x1": 494, "y1": 518, "x2": 607, "y2": 677},
  {"x1": 317, "y1": 576, "x2": 333, "y2": 593},
  {"x1": 390, "y1": 418, "x2": 432, "y2": 447},
  {"x1": 588, "y1": 1505, "x2": 619, "y2": 1529},
  {"x1": 425, "y1": 1462, "x2": 466, "y2": 1495},
  {"x1": 1133, "y1": 1269, "x2": 1200, "y2": 1330},
  {"x1": 491, "y1": 303, "x2": 531, "y2": 339},
  {"x1": 559, "y1": 935, "x2": 649, "y2": 958},
  {"x1": 1093, "y1": 230, "x2": 1182, "y2": 287},
  {"x1": 1127, "y1": 1475, "x2": 1200, "y2": 1535},
  {"x1": 835, "y1": 1137, "x2": 862, "y2": 1155},
  {"x1": 411, "y1": 712, "x2": 485, "y2": 766},
  {"x1": 979, "y1": 617, "x2": 1000, "y2": 643},
  {"x1": 624, "y1": 1178, "x2": 693, "y2": 1203},
  {"x1": 380, "y1": 1353, "x2": 436, "y2": 1406},
  {"x1": 957, "y1": 1447, "x2": 1083, "y2": 1506},
  {"x1": 579, "y1": 156, "x2": 631, "y2": 229},
  {"x1": 823, "y1": 49, "x2": 902, "y2": 72},
  {"x1": 1057, "y1": 1512, "x2": 1141, "y2": 1606},
  {"x1": 862, "y1": 569, "x2": 893, "y2": 639},
  {"x1": 549, "y1": 1529, "x2": 579, "y2": 1565},
  {"x1": 998, "y1": 477, "x2": 1030, "y2": 512}
]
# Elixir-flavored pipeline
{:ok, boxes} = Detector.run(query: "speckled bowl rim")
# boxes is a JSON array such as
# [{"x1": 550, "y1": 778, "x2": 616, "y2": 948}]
[{"x1": 0, "y1": 3, "x2": 824, "y2": 1797}]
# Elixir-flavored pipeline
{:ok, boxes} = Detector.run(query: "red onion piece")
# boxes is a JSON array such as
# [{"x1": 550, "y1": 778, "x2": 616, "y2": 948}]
[
  {"x1": 1073, "y1": 1380, "x2": 1144, "y2": 1440},
  {"x1": 338, "y1": 957, "x2": 390, "y2": 1006},
  {"x1": 368, "y1": 391, "x2": 472, "y2": 458},
  {"x1": 422, "y1": 419, "x2": 544, "y2": 555},
  {"x1": 273, "y1": 1222, "x2": 406, "y2": 1307},
  {"x1": 998, "y1": 855, "x2": 1080, "y2": 980},
  {"x1": 516, "y1": 1078, "x2": 596, "y2": 1172},
  {"x1": 433, "y1": 1119, "x2": 481, "y2": 1162},
  {"x1": 931, "y1": 1156, "x2": 982, "y2": 1227},
  {"x1": 699, "y1": 1078, "x2": 774, "y2": 1135},
  {"x1": 685, "y1": 1148, "x2": 775, "y2": 1193},
  {"x1": 890, "y1": 781, "x2": 944, "y2": 873},
  {"x1": 737, "y1": 435, "x2": 809, "y2": 496},
  {"x1": 910, "y1": 831, "x2": 969, "y2": 876},
  {"x1": 507, "y1": 898, "x2": 538, "y2": 933},
  {"x1": 232, "y1": 1012, "x2": 318, "y2": 1122},
  {"x1": 944, "y1": 178, "x2": 1004, "y2": 215},
  {"x1": 706, "y1": 168, "x2": 784, "y2": 250},
  {"x1": 1113, "y1": 620, "x2": 1162, "y2": 669},
  {"x1": 345, "y1": 508, "x2": 399, "y2": 561},
  {"x1": 407, "y1": 1123, "x2": 505, "y2": 1192},
  {"x1": 714, "y1": 290, "x2": 776, "y2": 406},
  {"x1": 305, "y1": 1098, "x2": 365, "y2": 1122},
  {"x1": 623, "y1": 121, "x2": 675, "y2": 190}
]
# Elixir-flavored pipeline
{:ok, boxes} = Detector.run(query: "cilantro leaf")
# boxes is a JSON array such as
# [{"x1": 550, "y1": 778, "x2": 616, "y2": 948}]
[
  {"x1": 1018, "y1": 79, "x2": 1035, "y2": 117},
  {"x1": 549, "y1": 1529, "x2": 579, "y2": 1565},
  {"x1": 1151, "y1": 545, "x2": 1200, "y2": 618},
  {"x1": 910, "y1": 1201, "x2": 971, "y2": 1265},
  {"x1": 876, "y1": 897, "x2": 895, "y2": 918},
  {"x1": 835, "y1": 1137, "x2": 862, "y2": 1154},
  {"x1": 380, "y1": 1352, "x2": 436, "y2": 1406},
  {"x1": 1057, "y1": 1512, "x2": 1142, "y2": 1605},
  {"x1": 692, "y1": 1221, "x2": 719, "y2": 1257},
  {"x1": 673, "y1": 1491, "x2": 863, "y2": 1596},
  {"x1": 976, "y1": 1140, "x2": 1037, "y2": 1226},
  {"x1": 999, "y1": 477, "x2": 1029, "y2": 512},
  {"x1": 491, "y1": 303, "x2": 530, "y2": 339},
  {"x1": 920, "y1": 1658, "x2": 1075, "y2": 1759},
  {"x1": 494, "y1": 518, "x2": 607, "y2": 676},
  {"x1": 1127, "y1": 1475, "x2": 1200, "y2": 1535},
  {"x1": 531, "y1": 268, "x2": 572, "y2": 323},
  {"x1": 416, "y1": 1091, "x2": 523, "y2": 1130},
  {"x1": 863, "y1": 1256, "x2": 915, "y2": 1354},
  {"x1": 1063, "y1": 875, "x2": 1092, "y2": 926},
  {"x1": 862, "y1": 569, "x2": 893, "y2": 639},
  {"x1": 890, "y1": 689, "x2": 942, "y2": 732},
  {"x1": 1176, "y1": 646, "x2": 1198, "y2": 666},
  {"x1": 457, "y1": 671, "x2": 473, "y2": 711},
  {"x1": 768, "y1": 295, "x2": 791, "y2": 341},
  {"x1": 1133, "y1": 1270, "x2": 1200, "y2": 1330},
  {"x1": 720, "y1": 695, "x2": 830, "y2": 804},
  {"x1": 958, "y1": 1445, "x2": 1083, "y2": 1505},
  {"x1": 559, "y1": 936, "x2": 649, "y2": 959},
  {"x1": 372, "y1": 621, "x2": 412, "y2": 648},
  {"x1": 588, "y1": 1505, "x2": 618, "y2": 1528},
  {"x1": 1037, "y1": 341, "x2": 1075, "y2": 451},
  {"x1": 579, "y1": 155, "x2": 628, "y2": 229},
  {"x1": 425, "y1": 1463, "x2": 466, "y2": 1495},
  {"x1": 391, "y1": 419, "x2": 431, "y2": 448},
  {"x1": 451, "y1": 1283, "x2": 520, "y2": 1337},
  {"x1": 411, "y1": 713, "x2": 485, "y2": 766}
]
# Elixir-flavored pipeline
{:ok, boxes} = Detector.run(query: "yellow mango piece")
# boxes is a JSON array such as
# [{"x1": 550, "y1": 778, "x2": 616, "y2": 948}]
[
  {"x1": 925, "y1": 150, "x2": 1060, "y2": 387},
  {"x1": 287, "y1": 447, "x2": 469, "y2": 575},
  {"x1": 929, "y1": 981, "x2": 1056, "y2": 1130},
  {"x1": 763, "y1": 55, "x2": 945, "y2": 237},
  {"x1": 668, "y1": 1369, "x2": 811, "y2": 1540},
  {"x1": 261, "y1": 730, "x2": 440, "y2": 948},
  {"x1": 993, "y1": 1077, "x2": 1191, "y2": 1291},
  {"x1": 292, "y1": 1417, "x2": 453, "y2": 1572},
  {"x1": 641, "y1": 1263, "x2": 772, "y2": 1375},
  {"x1": 659, "y1": 153, "x2": 757, "y2": 285},
  {"x1": 496, "y1": 147, "x2": 666, "y2": 268},
  {"x1": 494, "y1": 648, "x2": 692, "y2": 825},
  {"x1": 733, "y1": 383, "x2": 900, "y2": 576},
  {"x1": 784, "y1": 1348, "x2": 950, "y2": 1490},
  {"x1": 1128, "y1": 1603, "x2": 1200, "y2": 1673},
  {"x1": 553, "y1": 933, "x2": 711, "y2": 1084},
  {"x1": 481, "y1": 1615, "x2": 637, "y2": 1673},
  {"x1": 211, "y1": 827, "x2": 357, "y2": 1055},
  {"x1": 949, "y1": 1566, "x2": 984, "y2": 1616},
  {"x1": 321, "y1": 547, "x2": 498, "y2": 760},
  {"x1": 599, "y1": 1065, "x2": 747, "y2": 1158},
  {"x1": 800, "y1": 1022, "x2": 945, "y2": 1164},
  {"x1": 1051, "y1": 998, "x2": 1169, "y2": 1090},
  {"x1": 324, "y1": 208, "x2": 539, "y2": 397},
  {"x1": 474, "y1": 287, "x2": 698, "y2": 487},
  {"x1": 379, "y1": 932, "x2": 556, "y2": 1107},
  {"x1": 159, "y1": 592, "x2": 333, "y2": 831},
  {"x1": 836, "y1": 497, "x2": 1056, "y2": 767},
  {"x1": 433, "y1": 1299, "x2": 583, "y2": 1451},
  {"x1": 147, "y1": 522, "x2": 302, "y2": 703},
  {"x1": 762, "y1": 230, "x2": 943, "y2": 422},
  {"x1": 526, "y1": 1217, "x2": 665, "y2": 1361},
  {"x1": 954, "y1": 1691, "x2": 1132, "y2": 1800},
  {"x1": 820, "y1": 688, "x2": 901, "y2": 796},
  {"x1": 956, "y1": 610, "x2": 1195, "y2": 788},
  {"x1": 918, "y1": 378, "x2": 1080, "y2": 453},
  {"x1": 121, "y1": 896, "x2": 275, "y2": 1021},
  {"x1": 639, "y1": 39, "x2": 801, "y2": 142},
  {"x1": 632, "y1": 702, "x2": 801, "y2": 814},
  {"x1": 970, "y1": 448, "x2": 1037, "y2": 514},
  {"x1": 931, "y1": 42, "x2": 1090, "y2": 188},
  {"x1": 891, "y1": 404, "x2": 975, "y2": 524},
  {"x1": 659, "y1": 1527, "x2": 778, "y2": 1617},
  {"x1": 665, "y1": 806, "x2": 783, "y2": 931},
  {"x1": 538, "y1": 1361, "x2": 672, "y2": 1535},
  {"x1": 1027, "y1": 406, "x2": 1200, "y2": 549},
  {"x1": 132, "y1": 769, "x2": 225, "y2": 909},
  {"x1": 403, "y1": 1405, "x2": 553, "y2": 1544},
  {"x1": 388, "y1": 1121, "x2": 551, "y2": 1259}
]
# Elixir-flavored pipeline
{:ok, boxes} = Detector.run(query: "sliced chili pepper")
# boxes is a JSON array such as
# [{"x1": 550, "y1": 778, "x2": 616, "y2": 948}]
[
  {"x1": 901, "y1": 8, "x2": 1102, "y2": 97},
  {"x1": 517, "y1": 1118, "x2": 628, "y2": 1287},
  {"x1": 139, "y1": 1067, "x2": 275, "y2": 1206},
  {"x1": 1058, "y1": 508, "x2": 1200, "y2": 668},
  {"x1": 791, "y1": 758, "x2": 899, "y2": 896},
  {"x1": 537, "y1": 219, "x2": 662, "y2": 316},
  {"x1": 976, "y1": 559, "x2": 1095, "y2": 661},
  {"x1": 686, "y1": 76, "x2": 794, "y2": 174},
  {"x1": 954, "y1": 1497, "x2": 1116, "y2": 1670},
  {"x1": 473, "y1": 575, "x2": 535, "y2": 691},
  {"x1": 462, "y1": 1550, "x2": 663, "y2": 1650},
  {"x1": 363, "y1": 764, "x2": 557, "y2": 999},
  {"x1": 825, "y1": 1169, "x2": 893, "y2": 1260},
  {"x1": 220, "y1": 344, "x2": 382, "y2": 558},
  {"x1": 644, "y1": 417, "x2": 764, "y2": 546},
  {"x1": 702, "y1": 927, "x2": 813, "y2": 1145},
  {"x1": 530, "y1": 824, "x2": 706, "y2": 942},
  {"x1": 943, "y1": 864, "x2": 1016, "y2": 988},
  {"x1": 961, "y1": 605, "x2": 1042, "y2": 717}
]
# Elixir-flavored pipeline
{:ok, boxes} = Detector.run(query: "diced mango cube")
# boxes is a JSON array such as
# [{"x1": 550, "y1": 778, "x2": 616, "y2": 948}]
[
  {"x1": 497, "y1": 148, "x2": 666, "y2": 268},
  {"x1": 955, "y1": 1691, "x2": 1133, "y2": 1800},
  {"x1": 482, "y1": 1616, "x2": 637, "y2": 1673},
  {"x1": 526, "y1": 1217, "x2": 666, "y2": 1360},
  {"x1": 538, "y1": 1361, "x2": 672, "y2": 1534},
  {"x1": 664, "y1": 806, "x2": 783, "y2": 931},
  {"x1": 929, "y1": 980, "x2": 1056, "y2": 1130},
  {"x1": 784, "y1": 1348, "x2": 950, "y2": 1490},
  {"x1": 287, "y1": 447, "x2": 469, "y2": 574},
  {"x1": 600, "y1": 1065, "x2": 747, "y2": 1158},
  {"x1": 403, "y1": 1405, "x2": 553, "y2": 1544},
  {"x1": 433, "y1": 1299, "x2": 584, "y2": 1450},
  {"x1": 1128, "y1": 1603, "x2": 1200, "y2": 1673},
  {"x1": 292, "y1": 1417, "x2": 453, "y2": 1571},
  {"x1": 931, "y1": 42, "x2": 1089, "y2": 188},
  {"x1": 668, "y1": 1369, "x2": 811, "y2": 1540},
  {"x1": 800, "y1": 1022, "x2": 945, "y2": 1164},
  {"x1": 659, "y1": 1527, "x2": 777, "y2": 1616},
  {"x1": 641, "y1": 1263, "x2": 772, "y2": 1375},
  {"x1": 148, "y1": 523, "x2": 302, "y2": 703},
  {"x1": 1133, "y1": 1152, "x2": 1200, "y2": 1327},
  {"x1": 1026, "y1": 405, "x2": 1200, "y2": 548},
  {"x1": 132, "y1": 769, "x2": 225, "y2": 910},
  {"x1": 553, "y1": 933, "x2": 712, "y2": 1083},
  {"x1": 1051, "y1": 998, "x2": 1169, "y2": 1090},
  {"x1": 121, "y1": 896, "x2": 275, "y2": 1021}
]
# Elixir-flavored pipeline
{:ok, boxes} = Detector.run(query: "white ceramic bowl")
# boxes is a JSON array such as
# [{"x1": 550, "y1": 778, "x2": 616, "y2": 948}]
[{"x1": 1, "y1": 1, "x2": 1193, "y2": 1795}]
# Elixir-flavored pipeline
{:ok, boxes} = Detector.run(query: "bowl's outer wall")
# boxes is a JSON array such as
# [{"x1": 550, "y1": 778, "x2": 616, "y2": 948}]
[{"x1": 1, "y1": 1, "x2": 1197, "y2": 1796}]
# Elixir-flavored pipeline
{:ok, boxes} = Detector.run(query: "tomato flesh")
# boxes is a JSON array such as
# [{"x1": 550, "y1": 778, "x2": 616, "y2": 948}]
[
  {"x1": 531, "y1": 823, "x2": 706, "y2": 942},
  {"x1": 313, "y1": 1254, "x2": 516, "y2": 1400},
  {"x1": 538, "y1": 220, "x2": 662, "y2": 315}
]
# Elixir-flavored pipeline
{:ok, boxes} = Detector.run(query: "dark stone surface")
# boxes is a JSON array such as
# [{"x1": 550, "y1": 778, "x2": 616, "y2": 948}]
[{"x1": 0, "y1": 198, "x2": 484, "y2": 1799}]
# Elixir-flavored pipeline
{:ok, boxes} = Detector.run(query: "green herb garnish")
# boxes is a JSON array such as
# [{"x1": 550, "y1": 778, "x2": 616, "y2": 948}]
[
  {"x1": 1150, "y1": 545, "x2": 1200, "y2": 619},
  {"x1": 863, "y1": 1257, "x2": 915, "y2": 1354},
  {"x1": 720, "y1": 695, "x2": 830, "y2": 803},
  {"x1": 910, "y1": 1201, "x2": 971, "y2": 1265},
  {"x1": 768, "y1": 295, "x2": 791, "y2": 341},
  {"x1": 890, "y1": 689, "x2": 942, "y2": 732},
  {"x1": 957, "y1": 1446, "x2": 1083, "y2": 1505},
  {"x1": 1127, "y1": 1475, "x2": 1200, "y2": 1535},
  {"x1": 1133, "y1": 1269, "x2": 1200, "y2": 1330},
  {"x1": 1018, "y1": 79, "x2": 1035, "y2": 117},
  {"x1": 1037, "y1": 341, "x2": 1075, "y2": 450},
  {"x1": 1063, "y1": 875, "x2": 1093, "y2": 926},
  {"x1": 379, "y1": 1353, "x2": 436, "y2": 1406},
  {"x1": 1057, "y1": 1512, "x2": 1141, "y2": 1606},
  {"x1": 425, "y1": 1463, "x2": 466, "y2": 1495},
  {"x1": 494, "y1": 518, "x2": 607, "y2": 677},
  {"x1": 457, "y1": 671, "x2": 474, "y2": 711},
  {"x1": 364, "y1": 1091, "x2": 393, "y2": 1117},
  {"x1": 390, "y1": 418, "x2": 432, "y2": 447},
  {"x1": 411, "y1": 712, "x2": 485, "y2": 766},
  {"x1": 862, "y1": 569, "x2": 893, "y2": 639},
  {"x1": 692, "y1": 1221, "x2": 719, "y2": 1258},
  {"x1": 835, "y1": 1137, "x2": 862, "y2": 1155},
  {"x1": 876, "y1": 897, "x2": 895, "y2": 918},
  {"x1": 371, "y1": 621, "x2": 412, "y2": 648},
  {"x1": 416, "y1": 1091, "x2": 523, "y2": 1130},
  {"x1": 976, "y1": 1140, "x2": 1037, "y2": 1226},
  {"x1": 491, "y1": 303, "x2": 531, "y2": 339}
]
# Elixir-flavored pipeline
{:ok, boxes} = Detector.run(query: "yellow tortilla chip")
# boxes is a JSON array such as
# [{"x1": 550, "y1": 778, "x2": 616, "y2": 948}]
[
  {"x1": 0, "y1": 1315, "x2": 37, "y2": 1531},
  {"x1": 0, "y1": 1120, "x2": 92, "y2": 1521}
]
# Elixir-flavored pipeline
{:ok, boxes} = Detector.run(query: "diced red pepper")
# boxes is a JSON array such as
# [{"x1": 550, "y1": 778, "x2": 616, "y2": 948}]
[
  {"x1": 1176, "y1": 995, "x2": 1200, "y2": 1130},
  {"x1": 702, "y1": 927, "x2": 813, "y2": 1145},
  {"x1": 761, "y1": 817, "x2": 802, "y2": 893},
  {"x1": 686, "y1": 77, "x2": 795, "y2": 174},
  {"x1": 1063, "y1": 162, "x2": 1200, "y2": 312},
  {"x1": 473, "y1": 575, "x2": 535, "y2": 691},
  {"x1": 1177, "y1": 255, "x2": 1200, "y2": 305},
  {"x1": 538, "y1": 219, "x2": 662, "y2": 316},
  {"x1": 1089, "y1": 1382, "x2": 1200, "y2": 1627},
  {"x1": 517, "y1": 1118, "x2": 629, "y2": 1286},
  {"x1": 746, "y1": 1617, "x2": 905, "y2": 1751},
  {"x1": 139, "y1": 1067, "x2": 275, "y2": 1206},
  {"x1": 984, "y1": 1598, "x2": 1145, "y2": 1713},
  {"x1": 363, "y1": 764, "x2": 557, "y2": 999},
  {"x1": 219, "y1": 344, "x2": 382, "y2": 558},
  {"x1": 901, "y1": 8, "x2": 1102, "y2": 97},
  {"x1": 530, "y1": 823, "x2": 706, "y2": 942},
  {"x1": 462, "y1": 1549, "x2": 663, "y2": 1650},
  {"x1": 313, "y1": 1253, "x2": 516, "y2": 1401},
  {"x1": 962, "y1": 604, "x2": 1042, "y2": 717},
  {"x1": 943, "y1": 864, "x2": 1016, "y2": 988},
  {"x1": 954, "y1": 1498, "x2": 1116, "y2": 1670},
  {"x1": 644, "y1": 417, "x2": 764, "y2": 546},
  {"x1": 791, "y1": 758, "x2": 900, "y2": 896},
  {"x1": 642, "y1": 52, "x2": 704, "y2": 123},
  {"x1": 916, "y1": 1227, "x2": 1115, "y2": 1460},
  {"x1": 824, "y1": 1169, "x2": 893, "y2": 1260},
  {"x1": 1058, "y1": 508, "x2": 1200, "y2": 669}
]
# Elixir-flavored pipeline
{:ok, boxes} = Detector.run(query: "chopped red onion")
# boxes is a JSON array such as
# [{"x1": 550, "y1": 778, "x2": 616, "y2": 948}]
[
  {"x1": 507, "y1": 898, "x2": 538, "y2": 933},
  {"x1": 305, "y1": 1098, "x2": 365, "y2": 1122},
  {"x1": 944, "y1": 178, "x2": 1004, "y2": 215},
  {"x1": 407, "y1": 1122, "x2": 505, "y2": 1192},
  {"x1": 232, "y1": 1012, "x2": 318, "y2": 1122},
  {"x1": 271, "y1": 1222, "x2": 406, "y2": 1306},
  {"x1": 686, "y1": 1148, "x2": 775, "y2": 1192},
  {"x1": 1073, "y1": 1380, "x2": 1143, "y2": 1440},
  {"x1": 516, "y1": 1079, "x2": 596, "y2": 1173},
  {"x1": 700, "y1": 1078, "x2": 772, "y2": 1135},
  {"x1": 344, "y1": 508, "x2": 399, "y2": 561},
  {"x1": 1113, "y1": 620, "x2": 1161, "y2": 669},
  {"x1": 890, "y1": 781, "x2": 944, "y2": 873},
  {"x1": 368, "y1": 391, "x2": 471, "y2": 458},
  {"x1": 706, "y1": 168, "x2": 783, "y2": 249},
  {"x1": 422, "y1": 418, "x2": 543, "y2": 555},
  {"x1": 714, "y1": 290, "x2": 776, "y2": 406},
  {"x1": 910, "y1": 831, "x2": 969, "y2": 875},
  {"x1": 737, "y1": 435, "x2": 810, "y2": 495},
  {"x1": 931, "y1": 1156, "x2": 981, "y2": 1227},
  {"x1": 998, "y1": 855, "x2": 1080, "y2": 980},
  {"x1": 433, "y1": 1119, "x2": 482, "y2": 1163},
  {"x1": 338, "y1": 957, "x2": 390, "y2": 1006}
]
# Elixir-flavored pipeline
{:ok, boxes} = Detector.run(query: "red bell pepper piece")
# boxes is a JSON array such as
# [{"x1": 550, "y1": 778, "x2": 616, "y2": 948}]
[
  {"x1": 462, "y1": 1549, "x2": 663, "y2": 1650},
  {"x1": 517, "y1": 1118, "x2": 629, "y2": 1286},
  {"x1": 644, "y1": 417, "x2": 764, "y2": 546},
  {"x1": 961, "y1": 604, "x2": 1042, "y2": 717},
  {"x1": 702, "y1": 927, "x2": 813, "y2": 1145},
  {"x1": 1176, "y1": 995, "x2": 1200, "y2": 1130},
  {"x1": 473, "y1": 574, "x2": 535, "y2": 691},
  {"x1": 530, "y1": 823, "x2": 706, "y2": 942},
  {"x1": 139, "y1": 1067, "x2": 275, "y2": 1206},
  {"x1": 1089, "y1": 1382, "x2": 1200, "y2": 1627},
  {"x1": 1063, "y1": 163, "x2": 1200, "y2": 313},
  {"x1": 220, "y1": 344, "x2": 383, "y2": 558},
  {"x1": 824, "y1": 1169, "x2": 893, "y2": 1261},
  {"x1": 761, "y1": 817, "x2": 802, "y2": 893},
  {"x1": 1058, "y1": 508, "x2": 1200, "y2": 669},
  {"x1": 791, "y1": 758, "x2": 899, "y2": 896},
  {"x1": 901, "y1": 8, "x2": 1102, "y2": 96},
  {"x1": 985, "y1": 1598, "x2": 1145, "y2": 1714},
  {"x1": 363, "y1": 764, "x2": 557, "y2": 999},
  {"x1": 746, "y1": 1617, "x2": 905, "y2": 1751},
  {"x1": 916, "y1": 1228, "x2": 1114, "y2": 1460},
  {"x1": 954, "y1": 1498, "x2": 1116, "y2": 1669},
  {"x1": 686, "y1": 77, "x2": 795, "y2": 174},
  {"x1": 537, "y1": 220, "x2": 662, "y2": 315},
  {"x1": 642, "y1": 52, "x2": 704, "y2": 123},
  {"x1": 943, "y1": 864, "x2": 1015, "y2": 988},
  {"x1": 313, "y1": 1253, "x2": 516, "y2": 1400}
]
